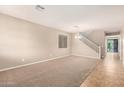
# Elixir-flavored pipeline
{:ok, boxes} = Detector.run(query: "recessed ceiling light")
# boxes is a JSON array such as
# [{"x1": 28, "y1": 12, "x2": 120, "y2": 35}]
[
  {"x1": 35, "y1": 5, "x2": 45, "y2": 12},
  {"x1": 73, "y1": 25, "x2": 79, "y2": 28}
]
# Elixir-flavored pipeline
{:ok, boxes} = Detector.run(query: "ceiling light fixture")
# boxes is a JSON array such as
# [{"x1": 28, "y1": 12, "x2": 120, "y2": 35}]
[
  {"x1": 73, "y1": 25, "x2": 79, "y2": 28},
  {"x1": 35, "y1": 5, "x2": 45, "y2": 11}
]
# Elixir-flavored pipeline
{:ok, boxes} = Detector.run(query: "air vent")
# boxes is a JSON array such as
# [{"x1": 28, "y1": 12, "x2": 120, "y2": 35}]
[{"x1": 35, "y1": 5, "x2": 45, "y2": 11}]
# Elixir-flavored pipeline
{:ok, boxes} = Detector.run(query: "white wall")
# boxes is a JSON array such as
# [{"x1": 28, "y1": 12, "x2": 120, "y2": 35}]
[
  {"x1": 71, "y1": 33, "x2": 98, "y2": 58},
  {"x1": 121, "y1": 28, "x2": 124, "y2": 62},
  {"x1": 0, "y1": 13, "x2": 71, "y2": 69}
]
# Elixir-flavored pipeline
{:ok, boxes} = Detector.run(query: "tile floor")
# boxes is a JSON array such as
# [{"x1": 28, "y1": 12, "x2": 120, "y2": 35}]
[{"x1": 81, "y1": 53, "x2": 124, "y2": 87}]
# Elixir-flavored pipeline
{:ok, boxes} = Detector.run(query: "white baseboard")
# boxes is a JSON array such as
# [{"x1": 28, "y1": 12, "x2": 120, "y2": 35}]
[
  {"x1": 71, "y1": 54, "x2": 99, "y2": 59},
  {"x1": 0, "y1": 55, "x2": 70, "y2": 72}
]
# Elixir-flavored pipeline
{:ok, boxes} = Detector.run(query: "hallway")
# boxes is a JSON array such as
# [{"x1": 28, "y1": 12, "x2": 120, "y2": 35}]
[{"x1": 81, "y1": 53, "x2": 124, "y2": 87}]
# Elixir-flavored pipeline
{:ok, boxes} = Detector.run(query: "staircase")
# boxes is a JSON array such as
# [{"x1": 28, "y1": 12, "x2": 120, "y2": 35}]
[{"x1": 79, "y1": 32, "x2": 101, "y2": 59}]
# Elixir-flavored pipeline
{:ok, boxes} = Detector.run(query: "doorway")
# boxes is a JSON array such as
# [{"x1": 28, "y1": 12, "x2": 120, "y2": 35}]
[
  {"x1": 107, "y1": 39, "x2": 118, "y2": 53},
  {"x1": 105, "y1": 35, "x2": 121, "y2": 60}
]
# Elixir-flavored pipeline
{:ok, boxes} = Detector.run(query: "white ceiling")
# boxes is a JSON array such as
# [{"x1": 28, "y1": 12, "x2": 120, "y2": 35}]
[{"x1": 0, "y1": 5, "x2": 124, "y2": 33}]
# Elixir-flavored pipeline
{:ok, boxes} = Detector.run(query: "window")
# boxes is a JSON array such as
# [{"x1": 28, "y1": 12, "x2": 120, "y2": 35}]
[{"x1": 58, "y1": 35, "x2": 67, "y2": 48}]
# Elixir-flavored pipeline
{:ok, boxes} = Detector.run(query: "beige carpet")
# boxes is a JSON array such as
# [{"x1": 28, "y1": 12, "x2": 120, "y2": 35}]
[{"x1": 0, "y1": 56, "x2": 99, "y2": 87}]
